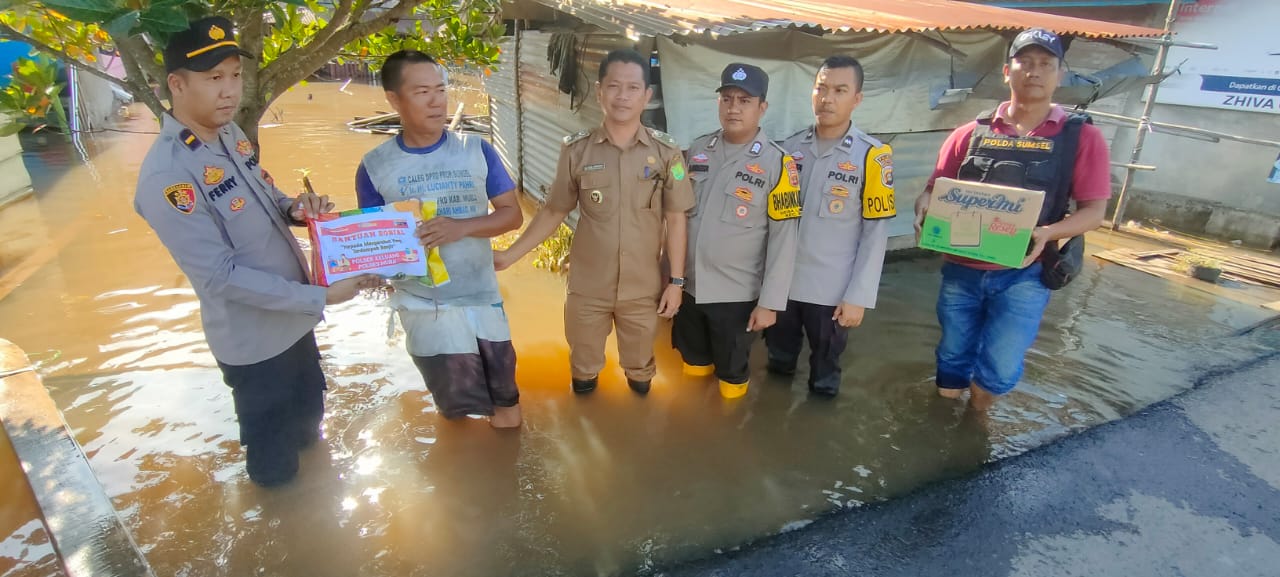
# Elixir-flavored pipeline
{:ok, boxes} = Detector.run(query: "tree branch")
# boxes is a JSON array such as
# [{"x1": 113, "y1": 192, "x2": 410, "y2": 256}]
[
  {"x1": 261, "y1": 0, "x2": 424, "y2": 98},
  {"x1": 115, "y1": 35, "x2": 167, "y2": 120},
  {"x1": 296, "y1": 0, "x2": 358, "y2": 59},
  {"x1": 0, "y1": 24, "x2": 136, "y2": 97}
]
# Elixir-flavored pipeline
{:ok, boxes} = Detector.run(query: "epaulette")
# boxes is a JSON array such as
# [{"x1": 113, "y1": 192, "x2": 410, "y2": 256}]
[
  {"x1": 178, "y1": 128, "x2": 201, "y2": 150},
  {"x1": 857, "y1": 131, "x2": 885, "y2": 148},
  {"x1": 692, "y1": 129, "x2": 719, "y2": 144},
  {"x1": 782, "y1": 127, "x2": 811, "y2": 145},
  {"x1": 563, "y1": 129, "x2": 590, "y2": 145},
  {"x1": 766, "y1": 139, "x2": 790, "y2": 156},
  {"x1": 648, "y1": 127, "x2": 678, "y2": 148}
]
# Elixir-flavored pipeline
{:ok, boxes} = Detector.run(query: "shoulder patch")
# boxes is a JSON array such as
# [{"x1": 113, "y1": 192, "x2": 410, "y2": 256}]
[
  {"x1": 861, "y1": 144, "x2": 895, "y2": 220},
  {"x1": 563, "y1": 130, "x2": 590, "y2": 145},
  {"x1": 163, "y1": 183, "x2": 198, "y2": 215},
  {"x1": 768, "y1": 154, "x2": 802, "y2": 221},
  {"x1": 649, "y1": 128, "x2": 678, "y2": 148}
]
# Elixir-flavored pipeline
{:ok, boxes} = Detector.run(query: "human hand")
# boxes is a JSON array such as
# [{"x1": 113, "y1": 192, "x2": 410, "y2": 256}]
[
  {"x1": 913, "y1": 192, "x2": 931, "y2": 243},
  {"x1": 326, "y1": 274, "x2": 385, "y2": 304},
  {"x1": 747, "y1": 306, "x2": 777, "y2": 332},
  {"x1": 656, "y1": 284, "x2": 683, "y2": 319},
  {"x1": 1022, "y1": 226, "x2": 1052, "y2": 269},
  {"x1": 832, "y1": 302, "x2": 865, "y2": 328},
  {"x1": 291, "y1": 191, "x2": 334, "y2": 221},
  {"x1": 494, "y1": 248, "x2": 522, "y2": 272},
  {"x1": 417, "y1": 217, "x2": 470, "y2": 250}
]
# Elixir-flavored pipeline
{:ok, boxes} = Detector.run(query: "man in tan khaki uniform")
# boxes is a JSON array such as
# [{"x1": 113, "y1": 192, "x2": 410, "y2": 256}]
[{"x1": 496, "y1": 49, "x2": 694, "y2": 395}]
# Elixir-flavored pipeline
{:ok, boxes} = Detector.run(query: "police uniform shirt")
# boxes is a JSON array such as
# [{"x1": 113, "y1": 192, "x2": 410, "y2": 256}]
[
  {"x1": 782, "y1": 123, "x2": 895, "y2": 309},
  {"x1": 685, "y1": 129, "x2": 800, "y2": 311},
  {"x1": 547, "y1": 126, "x2": 695, "y2": 301},
  {"x1": 135, "y1": 115, "x2": 325, "y2": 366}
]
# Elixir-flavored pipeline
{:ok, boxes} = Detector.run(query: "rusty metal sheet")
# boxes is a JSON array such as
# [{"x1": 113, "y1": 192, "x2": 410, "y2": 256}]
[{"x1": 525, "y1": 0, "x2": 1164, "y2": 39}]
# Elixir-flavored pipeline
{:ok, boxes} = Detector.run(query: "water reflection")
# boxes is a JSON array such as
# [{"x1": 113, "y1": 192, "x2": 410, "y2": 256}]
[{"x1": 0, "y1": 82, "x2": 1274, "y2": 576}]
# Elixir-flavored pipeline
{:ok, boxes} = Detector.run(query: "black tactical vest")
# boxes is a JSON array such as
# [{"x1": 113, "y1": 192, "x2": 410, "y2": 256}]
[{"x1": 956, "y1": 109, "x2": 1090, "y2": 226}]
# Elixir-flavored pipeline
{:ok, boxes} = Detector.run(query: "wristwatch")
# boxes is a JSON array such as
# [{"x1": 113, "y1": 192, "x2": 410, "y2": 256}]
[{"x1": 669, "y1": 276, "x2": 686, "y2": 287}]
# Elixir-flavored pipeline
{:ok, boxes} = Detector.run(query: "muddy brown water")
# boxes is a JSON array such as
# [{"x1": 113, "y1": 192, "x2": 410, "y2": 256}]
[{"x1": 0, "y1": 82, "x2": 1275, "y2": 576}]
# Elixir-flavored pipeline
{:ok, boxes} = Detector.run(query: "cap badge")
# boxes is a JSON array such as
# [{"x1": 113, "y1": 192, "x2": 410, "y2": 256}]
[
  {"x1": 732, "y1": 68, "x2": 747, "y2": 81},
  {"x1": 208, "y1": 25, "x2": 226, "y2": 41}
]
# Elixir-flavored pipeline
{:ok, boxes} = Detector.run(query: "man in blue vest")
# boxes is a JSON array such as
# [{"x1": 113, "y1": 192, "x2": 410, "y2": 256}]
[
  {"x1": 913, "y1": 28, "x2": 1112, "y2": 410},
  {"x1": 356, "y1": 50, "x2": 525, "y2": 428}
]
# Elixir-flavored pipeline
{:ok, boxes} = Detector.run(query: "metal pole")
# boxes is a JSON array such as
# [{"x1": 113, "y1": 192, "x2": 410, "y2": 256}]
[{"x1": 1111, "y1": 0, "x2": 1181, "y2": 230}]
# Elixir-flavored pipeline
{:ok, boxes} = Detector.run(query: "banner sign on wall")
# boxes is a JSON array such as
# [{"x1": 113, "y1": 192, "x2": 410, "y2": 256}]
[{"x1": 1156, "y1": 0, "x2": 1280, "y2": 114}]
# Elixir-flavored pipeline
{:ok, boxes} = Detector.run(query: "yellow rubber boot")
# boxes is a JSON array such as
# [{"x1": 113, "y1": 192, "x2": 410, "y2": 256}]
[
  {"x1": 719, "y1": 380, "x2": 748, "y2": 399},
  {"x1": 683, "y1": 363, "x2": 715, "y2": 377}
]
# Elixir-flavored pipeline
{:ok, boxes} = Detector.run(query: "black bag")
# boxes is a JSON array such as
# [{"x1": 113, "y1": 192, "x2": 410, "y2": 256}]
[
  {"x1": 1040, "y1": 235, "x2": 1084, "y2": 290},
  {"x1": 1039, "y1": 113, "x2": 1090, "y2": 290}
]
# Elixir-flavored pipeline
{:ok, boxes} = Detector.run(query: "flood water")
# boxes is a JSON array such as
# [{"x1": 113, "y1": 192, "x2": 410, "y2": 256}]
[{"x1": 1, "y1": 82, "x2": 1277, "y2": 576}]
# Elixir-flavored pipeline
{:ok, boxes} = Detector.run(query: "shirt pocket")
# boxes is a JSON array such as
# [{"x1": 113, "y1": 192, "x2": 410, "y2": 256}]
[
  {"x1": 214, "y1": 194, "x2": 267, "y2": 251},
  {"x1": 817, "y1": 183, "x2": 857, "y2": 221},
  {"x1": 688, "y1": 172, "x2": 710, "y2": 217},
  {"x1": 577, "y1": 172, "x2": 617, "y2": 221},
  {"x1": 636, "y1": 165, "x2": 663, "y2": 211},
  {"x1": 719, "y1": 183, "x2": 764, "y2": 228}
]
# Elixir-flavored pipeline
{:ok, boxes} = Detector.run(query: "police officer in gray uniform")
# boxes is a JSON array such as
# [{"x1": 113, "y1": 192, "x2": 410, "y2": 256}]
[
  {"x1": 134, "y1": 16, "x2": 380, "y2": 486},
  {"x1": 675, "y1": 63, "x2": 802, "y2": 400},
  {"x1": 765, "y1": 55, "x2": 894, "y2": 396}
]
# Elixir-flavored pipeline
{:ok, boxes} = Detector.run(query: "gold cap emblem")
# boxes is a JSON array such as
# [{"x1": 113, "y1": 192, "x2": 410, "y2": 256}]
[{"x1": 208, "y1": 25, "x2": 225, "y2": 40}]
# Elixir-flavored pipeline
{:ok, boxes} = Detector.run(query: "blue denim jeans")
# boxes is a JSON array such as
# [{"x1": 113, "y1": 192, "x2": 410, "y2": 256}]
[{"x1": 935, "y1": 262, "x2": 1050, "y2": 395}]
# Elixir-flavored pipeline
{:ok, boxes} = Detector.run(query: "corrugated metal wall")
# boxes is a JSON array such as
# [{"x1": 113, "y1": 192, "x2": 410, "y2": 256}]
[
  {"x1": 486, "y1": 36, "x2": 521, "y2": 190},
  {"x1": 518, "y1": 31, "x2": 638, "y2": 202},
  {"x1": 484, "y1": 28, "x2": 641, "y2": 203}
]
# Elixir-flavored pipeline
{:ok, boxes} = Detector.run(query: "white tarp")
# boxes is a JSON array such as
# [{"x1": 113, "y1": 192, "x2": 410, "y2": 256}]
[{"x1": 655, "y1": 30, "x2": 1008, "y2": 145}]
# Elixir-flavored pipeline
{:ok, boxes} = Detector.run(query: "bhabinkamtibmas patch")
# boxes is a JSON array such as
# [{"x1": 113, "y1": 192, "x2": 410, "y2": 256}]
[
  {"x1": 861, "y1": 144, "x2": 896, "y2": 220},
  {"x1": 768, "y1": 155, "x2": 802, "y2": 221}
]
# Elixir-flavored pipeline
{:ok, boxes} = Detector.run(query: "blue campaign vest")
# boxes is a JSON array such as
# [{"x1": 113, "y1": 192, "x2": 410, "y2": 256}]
[
  {"x1": 360, "y1": 132, "x2": 500, "y2": 306},
  {"x1": 956, "y1": 109, "x2": 1090, "y2": 226}
]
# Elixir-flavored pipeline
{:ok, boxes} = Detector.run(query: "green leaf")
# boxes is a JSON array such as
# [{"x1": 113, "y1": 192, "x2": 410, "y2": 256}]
[
  {"x1": 138, "y1": 5, "x2": 190, "y2": 35},
  {"x1": 104, "y1": 11, "x2": 140, "y2": 40},
  {"x1": 39, "y1": 0, "x2": 118, "y2": 23},
  {"x1": 0, "y1": 122, "x2": 25, "y2": 137}
]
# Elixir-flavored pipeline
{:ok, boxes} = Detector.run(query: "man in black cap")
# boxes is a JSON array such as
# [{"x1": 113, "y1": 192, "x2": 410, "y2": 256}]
[
  {"x1": 913, "y1": 28, "x2": 1111, "y2": 410},
  {"x1": 674, "y1": 62, "x2": 801, "y2": 399},
  {"x1": 133, "y1": 16, "x2": 382, "y2": 486}
]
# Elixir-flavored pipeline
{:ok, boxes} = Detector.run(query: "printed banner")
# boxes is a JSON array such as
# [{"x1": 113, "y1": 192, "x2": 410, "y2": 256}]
[
  {"x1": 1155, "y1": 0, "x2": 1280, "y2": 114},
  {"x1": 309, "y1": 209, "x2": 426, "y2": 286}
]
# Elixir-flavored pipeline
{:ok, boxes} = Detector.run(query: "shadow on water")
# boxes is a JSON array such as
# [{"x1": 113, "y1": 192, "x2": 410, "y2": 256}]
[{"x1": 1, "y1": 82, "x2": 1277, "y2": 576}]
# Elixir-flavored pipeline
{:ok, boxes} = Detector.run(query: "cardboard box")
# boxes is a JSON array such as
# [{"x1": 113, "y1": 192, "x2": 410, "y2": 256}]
[{"x1": 918, "y1": 177, "x2": 1045, "y2": 268}]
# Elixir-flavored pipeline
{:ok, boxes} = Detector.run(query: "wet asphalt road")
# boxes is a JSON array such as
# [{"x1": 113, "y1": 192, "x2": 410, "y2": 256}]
[{"x1": 665, "y1": 334, "x2": 1280, "y2": 577}]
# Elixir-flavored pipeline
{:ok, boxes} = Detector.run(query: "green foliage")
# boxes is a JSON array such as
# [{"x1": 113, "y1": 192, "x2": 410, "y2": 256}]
[
  {"x1": 1, "y1": 0, "x2": 505, "y2": 136},
  {"x1": 262, "y1": 0, "x2": 504, "y2": 71},
  {"x1": 532, "y1": 224, "x2": 574, "y2": 273},
  {"x1": 0, "y1": 55, "x2": 68, "y2": 136}
]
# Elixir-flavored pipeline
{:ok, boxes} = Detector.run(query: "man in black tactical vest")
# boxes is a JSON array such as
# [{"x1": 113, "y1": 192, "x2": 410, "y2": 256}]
[{"x1": 913, "y1": 28, "x2": 1112, "y2": 411}]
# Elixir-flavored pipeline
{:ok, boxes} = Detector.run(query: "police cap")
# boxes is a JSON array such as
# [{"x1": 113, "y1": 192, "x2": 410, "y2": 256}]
[
  {"x1": 164, "y1": 16, "x2": 252, "y2": 74},
  {"x1": 717, "y1": 63, "x2": 768, "y2": 100}
]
